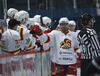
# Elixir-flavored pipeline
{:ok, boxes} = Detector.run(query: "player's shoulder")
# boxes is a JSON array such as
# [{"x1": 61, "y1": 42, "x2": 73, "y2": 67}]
[
  {"x1": 11, "y1": 30, "x2": 20, "y2": 38},
  {"x1": 50, "y1": 30, "x2": 60, "y2": 33},
  {"x1": 68, "y1": 31, "x2": 75, "y2": 35},
  {"x1": 2, "y1": 29, "x2": 20, "y2": 39},
  {"x1": 23, "y1": 28, "x2": 30, "y2": 35}
]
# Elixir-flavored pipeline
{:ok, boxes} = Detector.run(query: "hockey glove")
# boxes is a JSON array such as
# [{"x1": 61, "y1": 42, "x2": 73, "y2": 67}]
[
  {"x1": 30, "y1": 25, "x2": 43, "y2": 36},
  {"x1": 30, "y1": 30, "x2": 36, "y2": 34}
]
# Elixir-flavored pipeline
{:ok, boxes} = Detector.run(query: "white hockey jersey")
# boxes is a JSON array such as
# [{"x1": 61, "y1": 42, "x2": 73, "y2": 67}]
[
  {"x1": 17, "y1": 26, "x2": 30, "y2": 50},
  {"x1": 26, "y1": 34, "x2": 40, "y2": 51},
  {"x1": 74, "y1": 30, "x2": 80, "y2": 35},
  {"x1": 68, "y1": 30, "x2": 80, "y2": 37},
  {"x1": 42, "y1": 28, "x2": 51, "y2": 51},
  {"x1": 1, "y1": 29, "x2": 21, "y2": 54},
  {"x1": 20, "y1": 24, "x2": 28, "y2": 30},
  {"x1": 67, "y1": 30, "x2": 80, "y2": 55},
  {"x1": 68, "y1": 30, "x2": 80, "y2": 46},
  {"x1": 17, "y1": 26, "x2": 40, "y2": 51},
  {"x1": 38, "y1": 30, "x2": 79, "y2": 65}
]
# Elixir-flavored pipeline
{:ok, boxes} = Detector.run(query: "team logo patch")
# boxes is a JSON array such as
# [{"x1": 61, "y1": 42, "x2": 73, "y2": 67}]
[{"x1": 60, "y1": 39, "x2": 71, "y2": 49}]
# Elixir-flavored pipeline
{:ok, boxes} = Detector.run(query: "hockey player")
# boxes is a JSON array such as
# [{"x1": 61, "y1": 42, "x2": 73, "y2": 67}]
[
  {"x1": 26, "y1": 18, "x2": 35, "y2": 30},
  {"x1": 31, "y1": 16, "x2": 52, "y2": 56},
  {"x1": 1, "y1": 19, "x2": 21, "y2": 54},
  {"x1": 33, "y1": 15, "x2": 42, "y2": 25},
  {"x1": 68, "y1": 20, "x2": 81, "y2": 54},
  {"x1": 42, "y1": 16, "x2": 52, "y2": 51},
  {"x1": 14, "y1": 10, "x2": 29, "y2": 29},
  {"x1": 67, "y1": 20, "x2": 81, "y2": 76},
  {"x1": 42, "y1": 16, "x2": 52, "y2": 76},
  {"x1": 30, "y1": 17, "x2": 79, "y2": 76},
  {"x1": 42, "y1": 16, "x2": 52, "y2": 32},
  {"x1": 14, "y1": 11, "x2": 29, "y2": 50},
  {"x1": 68, "y1": 20, "x2": 80, "y2": 35},
  {"x1": 7, "y1": 8, "x2": 18, "y2": 26},
  {"x1": 14, "y1": 11, "x2": 41, "y2": 51}
]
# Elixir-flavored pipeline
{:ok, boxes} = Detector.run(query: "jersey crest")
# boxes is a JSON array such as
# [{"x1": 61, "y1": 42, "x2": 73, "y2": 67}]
[{"x1": 60, "y1": 39, "x2": 71, "y2": 49}]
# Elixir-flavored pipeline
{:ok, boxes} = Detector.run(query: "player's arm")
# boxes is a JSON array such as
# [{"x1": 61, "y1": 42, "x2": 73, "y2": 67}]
[{"x1": 30, "y1": 25, "x2": 53, "y2": 43}]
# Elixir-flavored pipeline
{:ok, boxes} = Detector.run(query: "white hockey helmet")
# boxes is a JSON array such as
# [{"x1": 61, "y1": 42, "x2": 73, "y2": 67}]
[
  {"x1": 29, "y1": 18, "x2": 35, "y2": 25},
  {"x1": 59, "y1": 17, "x2": 69, "y2": 24},
  {"x1": 68, "y1": 20, "x2": 76, "y2": 27},
  {"x1": 19, "y1": 10, "x2": 29, "y2": 20},
  {"x1": 14, "y1": 10, "x2": 28, "y2": 23},
  {"x1": 42, "y1": 16, "x2": 52, "y2": 26},
  {"x1": 14, "y1": 12, "x2": 25, "y2": 22},
  {"x1": 7, "y1": 8, "x2": 18, "y2": 17},
  {"x1": 14, "y1": 12, "x2": 20, "y2": 21},
  {"x1": 26, "y1": 18, "x2": 35, "y2": 26},
  {"x1": 33, "y1": 15, "x2": 41, "y2": 24}
]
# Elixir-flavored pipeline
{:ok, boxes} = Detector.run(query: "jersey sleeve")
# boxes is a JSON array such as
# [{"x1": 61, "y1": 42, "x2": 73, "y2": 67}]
[
  {"x1": 37, "y1": 30, "x2": 55, "y2": 47},
  {"x1": 72, "y1": 33, "x2": 80, "y2": 51}
]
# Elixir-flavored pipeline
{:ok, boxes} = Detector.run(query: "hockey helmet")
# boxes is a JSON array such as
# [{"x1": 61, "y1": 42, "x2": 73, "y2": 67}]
[
  {"x1": 59, "y1": 17, "x2": 69, "y2": 24},
  {"x1": 7, "y1": 8, "x2": 18, "y2": 17},
  {"x1": 33, "y1": 15, "x2": 41, "y2": 24},
  {"x1": 68, "y1": 20, "x2": 76, "y2": 27},
  {"x1": 42, "y1": 16, "x2": 51, "y2": 26}
]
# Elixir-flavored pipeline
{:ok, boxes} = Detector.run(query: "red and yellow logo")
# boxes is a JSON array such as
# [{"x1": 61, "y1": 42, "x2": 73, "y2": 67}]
[{"x1": 60, "y1": 39, "x2": 71, "y2": 49}]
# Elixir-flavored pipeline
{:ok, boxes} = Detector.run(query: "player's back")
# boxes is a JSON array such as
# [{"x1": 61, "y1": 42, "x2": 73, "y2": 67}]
[{"x1": 1, "y1": 29, "x2": 21, "y2": 54}]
